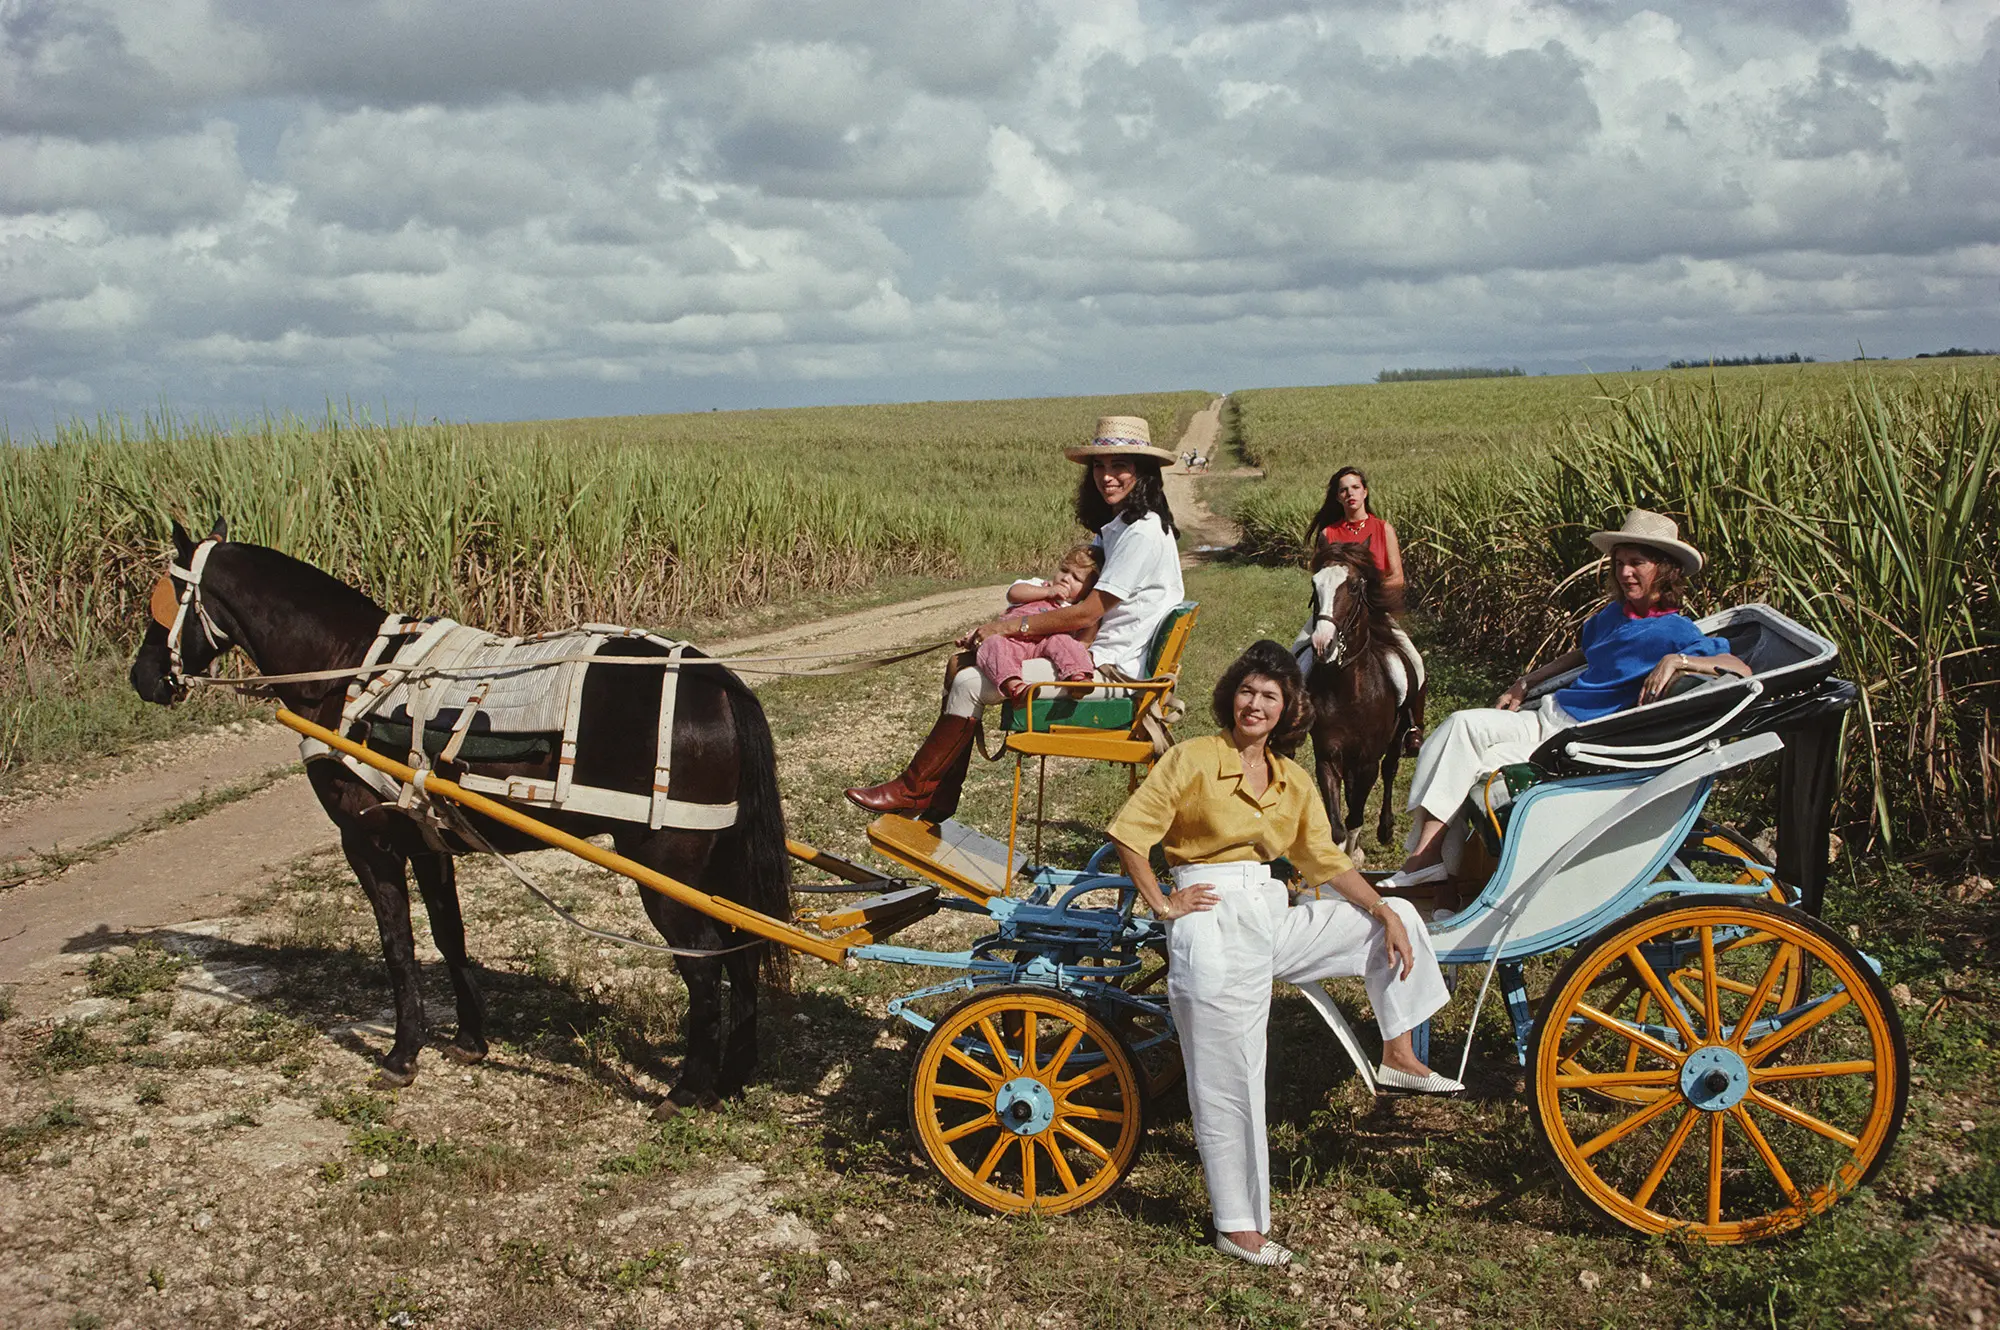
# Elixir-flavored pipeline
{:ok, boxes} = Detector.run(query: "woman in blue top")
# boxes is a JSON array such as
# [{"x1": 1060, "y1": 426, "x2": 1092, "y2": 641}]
[{"x1": 1393, "y1": 510, "x2": 1750, "y2": 882}]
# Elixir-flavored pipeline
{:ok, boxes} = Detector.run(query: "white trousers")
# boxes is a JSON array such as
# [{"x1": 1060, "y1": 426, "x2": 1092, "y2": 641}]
[
  {"x1": 943, "y1": 660, "x2": 1107, "y2": 717},
  {"x1": 1166, "y1": 862, "x2": 1449, "y2": 1234},
  {"x1": 1403, "y1": 697, "x2": 1574, "y2": 828}
]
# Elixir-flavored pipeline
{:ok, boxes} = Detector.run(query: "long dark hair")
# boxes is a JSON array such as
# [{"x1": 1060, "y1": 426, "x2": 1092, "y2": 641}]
[
  {"x1": 1074, "y1": 458, "x2": 1178, "y2": 537},
  {"x1": 1306, "y1": 465, "x2": 1373, "y2": 546},
  {"x1": 1211, "y1": 639, "x2": 1315, "y2": 757}
]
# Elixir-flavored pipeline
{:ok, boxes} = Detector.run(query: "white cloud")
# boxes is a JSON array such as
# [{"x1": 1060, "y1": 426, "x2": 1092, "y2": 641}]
[{"x1": 2, "y1": 0, "x2": 1996, "y2": 426}]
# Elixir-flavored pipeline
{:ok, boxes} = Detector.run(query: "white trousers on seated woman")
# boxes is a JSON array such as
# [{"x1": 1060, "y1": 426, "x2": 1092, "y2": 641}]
[
  {"x1": 943, "y1": 660, "x2": 1107, "y2": 718},
  {"x1": 1166, "y1": 863, "x2": 1448, "y2": 1235},
  {"x1": 1403, "y1": 697, "x2": 1576, "y2": 832}
]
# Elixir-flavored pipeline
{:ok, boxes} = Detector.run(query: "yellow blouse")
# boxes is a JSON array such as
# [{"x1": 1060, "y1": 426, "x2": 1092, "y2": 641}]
[{"x1": 1106, "y1": 733, "x2": 1355, "y2": 886}]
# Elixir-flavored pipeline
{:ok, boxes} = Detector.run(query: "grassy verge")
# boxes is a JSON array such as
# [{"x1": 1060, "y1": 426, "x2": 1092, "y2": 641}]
[
  {"x1": 0, "y1": 391, "x2": 1210, "y2": 777},
  {"x1": 4, "y1": 556, "x2": 1989, "y2": 1329}
]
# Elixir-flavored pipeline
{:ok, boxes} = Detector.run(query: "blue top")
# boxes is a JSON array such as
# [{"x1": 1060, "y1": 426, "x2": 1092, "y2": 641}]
[{"x1": 1554, "y1": 603, "x2": 1734, "y2": 722}]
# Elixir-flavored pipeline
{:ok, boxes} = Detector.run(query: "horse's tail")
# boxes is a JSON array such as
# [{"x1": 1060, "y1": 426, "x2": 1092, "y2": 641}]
[{"x1": 719, "y1": 676, "x2": 793, "y2": 989}]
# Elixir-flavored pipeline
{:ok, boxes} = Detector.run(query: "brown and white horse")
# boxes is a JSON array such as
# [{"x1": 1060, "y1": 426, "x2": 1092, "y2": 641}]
[{"x1": 1295, "y1": 542, "x2": 1409, "y2": 858}]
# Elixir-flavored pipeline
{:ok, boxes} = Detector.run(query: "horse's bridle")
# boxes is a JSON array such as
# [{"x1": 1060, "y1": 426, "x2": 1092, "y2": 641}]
[
  {"x1": 148, "y1": 537, "x2": 232, "y2": 697},
  {"x1": 1312, "y1": 572, "x2": 1367, "y2": 669}
]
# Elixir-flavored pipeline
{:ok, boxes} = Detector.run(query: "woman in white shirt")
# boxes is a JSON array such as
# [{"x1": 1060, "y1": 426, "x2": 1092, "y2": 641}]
[{"x1": 846, "y1": 416, "x2": 1185, "y2": 821}]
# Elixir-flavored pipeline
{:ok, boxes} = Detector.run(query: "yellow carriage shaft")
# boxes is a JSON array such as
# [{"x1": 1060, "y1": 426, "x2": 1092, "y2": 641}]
[{"x1": 274, "y1": 707, "x2": 855, "y2": 965}]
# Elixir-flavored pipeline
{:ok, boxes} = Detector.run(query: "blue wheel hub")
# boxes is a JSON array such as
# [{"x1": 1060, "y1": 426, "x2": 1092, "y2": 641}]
[
  {"x1": 995, "y1": 1077, "x2": 1056, "y2": 1135},
  {"x1": 1679, "y1": 1045, "x2": 1750, "y2": 1112}
]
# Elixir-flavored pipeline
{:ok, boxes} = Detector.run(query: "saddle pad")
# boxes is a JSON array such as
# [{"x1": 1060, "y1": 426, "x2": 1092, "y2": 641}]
[{"x1": 374, "y1": 624, "x2": 592, "y2": 736}]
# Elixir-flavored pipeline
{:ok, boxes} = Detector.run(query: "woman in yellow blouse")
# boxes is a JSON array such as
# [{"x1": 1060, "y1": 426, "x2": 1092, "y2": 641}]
[{"x1": 1109, "y1": 640, "x2": 1457, "y2": 1267}]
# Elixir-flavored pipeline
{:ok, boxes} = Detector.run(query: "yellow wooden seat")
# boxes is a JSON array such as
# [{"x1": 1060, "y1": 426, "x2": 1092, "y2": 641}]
[{"x1": 1000, "y1": 601, "x2": 1198, "y2": 866}]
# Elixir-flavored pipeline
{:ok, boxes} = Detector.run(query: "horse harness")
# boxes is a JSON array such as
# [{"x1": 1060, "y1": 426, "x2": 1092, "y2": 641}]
[{"x1": 147, "y1": 536, "x2": 232, "y2": 697}]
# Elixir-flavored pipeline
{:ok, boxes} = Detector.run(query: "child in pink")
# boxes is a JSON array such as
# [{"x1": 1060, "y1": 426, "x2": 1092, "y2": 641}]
[{"x1": 976, "y1": 544, "x2": 1103, "y2": 703}]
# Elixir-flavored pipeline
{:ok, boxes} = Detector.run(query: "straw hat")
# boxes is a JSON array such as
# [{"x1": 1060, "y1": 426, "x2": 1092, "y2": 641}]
[
  {"x1": 1587, "y1": 508, "x2": 1705, "y2": 575},
  {"x1": 1064, "y1": 415, "x2": 1178, "y2": 465}
]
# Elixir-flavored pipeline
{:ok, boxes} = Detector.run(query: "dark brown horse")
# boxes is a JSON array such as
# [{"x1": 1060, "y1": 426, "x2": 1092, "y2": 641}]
[
  {"x1": 129, "y1": 521, "x2": 790, "y2": 1108},
  {"x1": 1297, "y1": 541, "x2": 1409, "y2": 859}
]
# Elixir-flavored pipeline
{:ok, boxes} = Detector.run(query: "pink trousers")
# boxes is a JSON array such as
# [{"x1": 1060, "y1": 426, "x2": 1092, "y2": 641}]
[{"x1": 975, "y1": 630, "x2": 1095, "y2": 700}]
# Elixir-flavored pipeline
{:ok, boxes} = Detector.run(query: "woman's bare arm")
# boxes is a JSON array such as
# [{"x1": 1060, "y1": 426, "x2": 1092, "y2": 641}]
[
  {"x1": 1113, "y1": 842, "x2": 1215, "y2": 919},
  {"x1": 1497, "y1": 647, "x2": 1587, "y2": 710},
  {"x1": 1638, "y1": 651, "x2": 1752, "y2": 704},
  {"x1": 962, "y1": 587, "x2": 1122, "y2": 647}
]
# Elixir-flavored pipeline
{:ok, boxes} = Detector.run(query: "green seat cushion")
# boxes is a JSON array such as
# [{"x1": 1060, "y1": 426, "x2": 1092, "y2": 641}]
[{"x1": 1000, "y1": 696, "x2": 1136, "y2": 733}]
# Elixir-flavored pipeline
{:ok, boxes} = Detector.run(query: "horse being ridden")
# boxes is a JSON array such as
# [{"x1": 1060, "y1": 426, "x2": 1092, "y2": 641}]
[
  {"x1": 1293, "y1": 542, "x2": 1408, "y2": 858},
  {"x1": 128, "y1": 521, "x2": 791, "y2": 1108}
]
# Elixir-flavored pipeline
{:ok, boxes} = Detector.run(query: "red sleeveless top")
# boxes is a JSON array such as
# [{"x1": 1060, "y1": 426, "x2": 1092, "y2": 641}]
[{"x1": 1319, "y1": 514, "x2": 1390, "y2": 574}]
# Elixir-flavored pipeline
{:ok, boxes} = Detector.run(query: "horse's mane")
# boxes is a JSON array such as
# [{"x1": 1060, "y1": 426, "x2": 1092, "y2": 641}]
[{"x1": 229, "y1": 542, "x2": 387, "y2": 621}]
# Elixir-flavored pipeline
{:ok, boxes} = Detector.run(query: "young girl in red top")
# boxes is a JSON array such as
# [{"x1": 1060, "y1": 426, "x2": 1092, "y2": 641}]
[{"x1": 1305, "y1": 466, "x2": 1427, "y2": 751}]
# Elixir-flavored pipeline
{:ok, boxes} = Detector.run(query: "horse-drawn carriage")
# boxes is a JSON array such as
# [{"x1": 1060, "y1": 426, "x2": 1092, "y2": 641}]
[{"x1": 136, "y1": 525, "x2": 1904, "y2": 1245}]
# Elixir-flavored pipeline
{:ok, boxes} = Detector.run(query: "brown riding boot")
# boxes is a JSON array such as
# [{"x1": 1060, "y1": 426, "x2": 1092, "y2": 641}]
[
  {"x1": 845, "y1": 715, "x2": 980, "y2": 819},
  {"x1": 1402, "y1": 682, "x2": 1429, "y2": 756}
]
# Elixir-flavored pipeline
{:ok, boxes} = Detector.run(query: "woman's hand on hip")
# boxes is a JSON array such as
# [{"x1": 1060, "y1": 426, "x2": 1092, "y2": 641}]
[{"x1": 1157, "y1": 884, "x2": 1219, "y2": 919}]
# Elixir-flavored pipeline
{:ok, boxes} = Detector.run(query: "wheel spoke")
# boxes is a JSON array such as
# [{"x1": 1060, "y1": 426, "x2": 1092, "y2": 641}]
[
  {"x1": 1699, "y1": 926, "x2": 1722, "y2": 1041},
  {"x1": 1626, "y1": 946, "x2": 1699, "y2": 1046},
  {"x1": 1019, "y1": 1137, "x2": 1036, "y2": 1205},
  {"x1": 1578, "y1": 1088, "x2": 1683, "y2": 1160},
  {"x1": 1021, "y1": 1013, "x2": 1039, "y2": 1076},
  {"x1": 1745, "y1": 1089, "x2": 1861, "y2": 1151},
  {"x1": 977, "y1": 1018, "x2": 1018, "y2": 1077},
  {"x1": 1706, "y1": 1112, "x2": 1724, "y2": 1228},
  {"x1": 974, "y1": 1129, "x2": 1014, "y2": 1184},
  {"x1": 939, "y1": 1113, "x2": 998, "y2": 1145},
  {"x1": 1575, "y1": 1002, "x2": 1687, "y2": 1066},
  {"x1": 944, "y1": 1043, "x2": 1004, "y2": 1087},
  {"x1": 1729, "y1": 1105, "x2": 1803, "y2": 1208},
  {"x1": 1057, "y1": 1102, "x2": 1126, "y2": 1124},
  {"x1": 930, "y1": 1082, "x2": 993, "y2": 1105},
  {"x1": 1731, "y1": 944, "x2": 1796, "y2": 1046},
  {"x1": 1042, "y1": 1027, "x2": 1085, "y2": 1082},
  {"x1": 1057, "y1": 1120, "x2": 1113, "y2": 1163},
  {"x1": 1745, "y1": 991, "x2": 1851, "y2": 1066},
  {"x1": 1043, "y1": 1135, "x2": 1080, "y2": 1194},
  {"x1": 1631, "y1": 1107, "x2": 1701, "y2": 1210},
  {"x1": 1561, "y1": 977, "x2": 1638, "y2": 1062},
  {"x1": 1058, "y1": 1059, "x2": 1117, "y2": 1092},
  {"x1": 1554, "y1": 1068, "x2": 1678, "y2": 1090},
  {"x1": 1752, "y1": 1059, "x2": 1875, "y2": 1082}
]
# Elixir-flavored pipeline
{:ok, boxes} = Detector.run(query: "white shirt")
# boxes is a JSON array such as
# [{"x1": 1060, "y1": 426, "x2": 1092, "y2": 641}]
[{"x1": 1090, "y1": 512, "x2": 1184, "y2": 676}]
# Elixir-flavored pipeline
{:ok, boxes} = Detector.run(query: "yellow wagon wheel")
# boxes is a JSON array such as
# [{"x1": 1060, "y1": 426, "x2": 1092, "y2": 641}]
[
  {"x1": 1558, "y1": 829, "x2": 1804, "y2": 1106},
  {"x1": 909, "y1": 987, "x2": 1145, "y2": 1216},
  {"x1": 1529, "y1": 897, "x2": 1906, "y2": 1243}
]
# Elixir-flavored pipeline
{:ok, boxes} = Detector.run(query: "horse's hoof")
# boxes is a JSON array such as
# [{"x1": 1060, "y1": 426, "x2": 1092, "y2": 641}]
[
  {"x1": 372, "y1": 1065, "x2": 417, "y2": 1090},
  {"x1": 442, "y1": 1043, "x2": 487, "y2": 1066}
]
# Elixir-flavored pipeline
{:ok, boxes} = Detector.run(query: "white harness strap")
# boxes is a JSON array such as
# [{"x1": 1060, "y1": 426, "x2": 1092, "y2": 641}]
[
  {"x1": 164, "y1": 538, "x2": 227, "y2": 688},
  {"x1": 300, "y1": 613, "x2": 738, "y2": 832}
]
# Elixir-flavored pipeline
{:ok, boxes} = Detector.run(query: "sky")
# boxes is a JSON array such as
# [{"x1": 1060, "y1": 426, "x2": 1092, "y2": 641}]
[{"x1": 3, "y1": 0, "x2": 1997, "y2": 429}]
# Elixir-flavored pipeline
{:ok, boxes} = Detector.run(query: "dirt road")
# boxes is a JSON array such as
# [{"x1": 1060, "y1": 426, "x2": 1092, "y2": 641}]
[
  {"x1": 0, "y1": 583, "x2": 1009, "y2": 1008},
  {"x1": 0, "y1": 408, "x2": 1239, "y2": 1010}
]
